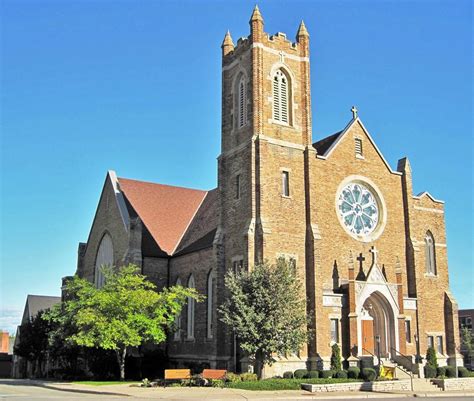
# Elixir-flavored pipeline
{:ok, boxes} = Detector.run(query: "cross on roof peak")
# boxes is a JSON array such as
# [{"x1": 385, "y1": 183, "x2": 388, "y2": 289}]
[{"x1": 351, "y1": 105, "x2": 358, "y2": 119}]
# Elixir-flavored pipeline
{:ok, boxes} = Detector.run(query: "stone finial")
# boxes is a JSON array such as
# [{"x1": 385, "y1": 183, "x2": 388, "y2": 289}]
[
  {"x1": 297, "y1": 20, "x2": 309, "y2": 38},
  {"x1": 249, "y1": 4, "x2": 264, "y2": 23},
  {"x1": 221, "y1": 30, "x2": 235, "y2": 56}
]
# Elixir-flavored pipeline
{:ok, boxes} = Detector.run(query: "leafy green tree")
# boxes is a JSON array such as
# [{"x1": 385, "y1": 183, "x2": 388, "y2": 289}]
[
  {"x1": 14, "y1": 311, "x2": 52, "y2": 377},
  {"x1": 460, "y1": 326, "x2": 474, "y2": 365},
  {"x1": 330, "y1": 343, "x2": 342, "y2": 372},
  {"x1": 219, "y1": 259, "x2": 308, "y2": 379},
  {"x1": 49, "y1": 264, "x2": 200, "y2": 380}
]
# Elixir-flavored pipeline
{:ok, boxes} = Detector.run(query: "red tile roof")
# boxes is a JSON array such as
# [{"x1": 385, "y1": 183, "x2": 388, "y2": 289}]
[{"x1": 118, "y1": 177, "x2": 208, "y2": 255}]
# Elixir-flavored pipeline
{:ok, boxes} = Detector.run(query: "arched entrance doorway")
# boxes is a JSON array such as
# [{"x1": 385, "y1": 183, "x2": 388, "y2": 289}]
[{"x1": 360, "y1": 291, "x2": 396, "y2": 358}]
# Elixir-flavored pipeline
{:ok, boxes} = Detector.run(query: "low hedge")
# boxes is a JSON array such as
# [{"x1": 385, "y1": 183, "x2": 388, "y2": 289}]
[
  {"x1": 320, "y1": 370, "x2": 334, "y2": 379},
  {"x1": 240, "y1": 373, "x2": 257, "y2": 382},
  {"x1": 226, "y1": 378, "x2": 361, "y2": 391},
  {"x1": 361, "y1": 368, "x2": 376, "y2": 382},
  {"x1": 445, "y1": 366, "x2": 456, "y2": 378},
  {"x1": 458, "y1": 367, "x2": 471, "y2": 377},
  {"x1": 436, "y1": 367, "x2": 446, "y2": 377},
  {"x1": 307, "y1": 370, "x2": 319, "y2": 379},
  {"x1": 347, "y1": 367, "x2": 360, "y2": 379},
  {"x1": 424, "y1": 365, "x2": 437, "y2": 378},
  {"x1": 293, "y1": 369, "x2": 308, "y2": 379},
  {"x1": 283, "y1": 371, "x2": 293, "y2": 379},
  {"x1": 335, "y1": 370, "x2": 348, "y2": 379}
]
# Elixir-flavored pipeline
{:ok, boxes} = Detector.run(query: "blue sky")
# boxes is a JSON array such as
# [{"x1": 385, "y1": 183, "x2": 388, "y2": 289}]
[{"x1": 1, "y1": 0, "x2": 472, "y2": 334}]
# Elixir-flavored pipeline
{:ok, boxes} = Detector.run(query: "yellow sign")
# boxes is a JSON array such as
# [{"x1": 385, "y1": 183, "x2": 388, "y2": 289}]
[{"x1": 380, "y1": 365, "x2": 395, "y2": 379}]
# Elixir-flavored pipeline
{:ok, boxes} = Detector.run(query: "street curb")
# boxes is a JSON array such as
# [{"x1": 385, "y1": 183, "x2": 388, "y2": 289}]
[{"x1": 30, "y1": 381, "x2": 130, "y2": 397}]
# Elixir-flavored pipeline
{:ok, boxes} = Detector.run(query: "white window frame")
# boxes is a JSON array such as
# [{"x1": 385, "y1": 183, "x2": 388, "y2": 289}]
[
  {"x1": 272, "y1": 69, "x2": 290, "y2": 125},
  {"x1": 187, "y1": 275, "x2": 195, "y2": 340},
  {"x1": 330, "y1": 318, "x2": 339, "y2": 344}
]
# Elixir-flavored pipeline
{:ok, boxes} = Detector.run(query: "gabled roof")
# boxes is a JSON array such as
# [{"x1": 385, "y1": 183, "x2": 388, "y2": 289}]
[
  {"x1": 22, "y1": 295, "x2": 61, "y2": 324},
  {"x1": 118, "y1": 177, "x2": 209, "y2": 255},
  {"x1": 313, "y1": 117, "x2": 402, "y2": 176}
]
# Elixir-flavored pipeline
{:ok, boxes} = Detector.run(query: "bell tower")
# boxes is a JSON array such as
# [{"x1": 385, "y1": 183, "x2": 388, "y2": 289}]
[
  {"x1": 216, "y1": 5, "x2": 315, "y2": 371},
  {"x1": 218, "y1": 5, "x2": 313, "y2": 267}
]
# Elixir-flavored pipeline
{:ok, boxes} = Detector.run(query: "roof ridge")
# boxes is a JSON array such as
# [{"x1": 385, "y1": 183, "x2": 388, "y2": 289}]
[{"x1": 118, "y1": 177, "x2": 208, "y2": 193}]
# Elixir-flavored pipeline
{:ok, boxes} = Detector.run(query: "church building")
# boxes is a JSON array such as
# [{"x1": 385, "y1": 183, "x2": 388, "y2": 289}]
[{"x1": 71, "y1": 7, "x2": 462, "y2": 376}]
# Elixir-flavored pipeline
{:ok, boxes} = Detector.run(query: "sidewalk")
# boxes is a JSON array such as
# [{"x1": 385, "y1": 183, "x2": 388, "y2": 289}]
[{"x1": 30, "y1": 381, "x2": 474, "y2": 400}]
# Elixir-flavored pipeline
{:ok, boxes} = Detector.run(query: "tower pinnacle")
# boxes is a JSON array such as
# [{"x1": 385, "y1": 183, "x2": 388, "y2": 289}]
[
  {"x1": 249, "y1": 5, "x2": 264, "y2": 23},
  {"x1": 297, "y1": 20, "x2": 309, "y2": 38},
  {"x1": 221, "y1": 30, "x2": 235, "y2": 56}
]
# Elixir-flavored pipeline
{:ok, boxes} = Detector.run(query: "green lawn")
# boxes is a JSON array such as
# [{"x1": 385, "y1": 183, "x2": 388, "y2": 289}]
[
  {"x1": 226, "y1": 378, "x2": 362, "y2": 391},
  {"x1": 72, "y1": 381, "x2": 138, "y2": 386}
]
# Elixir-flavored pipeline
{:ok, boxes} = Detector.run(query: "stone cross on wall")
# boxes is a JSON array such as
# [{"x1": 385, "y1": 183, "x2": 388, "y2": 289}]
[
  {"x1": 279, "y1": 51, "x2": 286, "y2": 63},
  {"x1": 370, "y1": 246, "x2": 379, "y2": 266}
]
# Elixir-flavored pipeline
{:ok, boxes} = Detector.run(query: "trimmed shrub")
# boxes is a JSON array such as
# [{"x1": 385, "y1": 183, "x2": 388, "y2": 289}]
[
  {"x1": 436, "y1": 367, "x2": 446, "y2": 377},
  {"x1": 361, "y1": 368, "x2": 376, "y2": 382},
  {"x1": 424, "y1": 365, "x2": 437, "y2": 378},
  {"x1": 293, "y1": 369, "x2": 308, "y2": 379},
  {"x1": 209, "y1": 379, "x2": 224, "y2": 388},
  {"x1": 320, "y1": 370, "x2": 334, "y2": 379},
  {"x1": 330, "y1": 343, "x2": 342, "y2": 372},
  {"x1": 426, "y1": 347, "x2": 438, "y2": 369},
  {"x1": 240, "y1": 373, "x2": 257, "y2": 382},
  {"x1": 283, "y1": 371, "x2": 293, "y2": 379},
  {"x1": 307, "y1": 370, "x2": 319, "y2": 378},
  {"x1": 225, "y1": 372, "x2": 241, "y2": 383},
  {"x1": 335, "y1": 370, "x2": 348, "y2": 379},
  {"x1": 458, "y1": 367, "x2": 470, "y2": 377},
  {"x1": 360, "y1": 358, "x2": 374, "y2": 370},
  {"x1": 445, "y1": 366, "x2": 456, "y2": 378},
  {"x1": 347, "y1": 367, "x2": 360, "y2": 379}
]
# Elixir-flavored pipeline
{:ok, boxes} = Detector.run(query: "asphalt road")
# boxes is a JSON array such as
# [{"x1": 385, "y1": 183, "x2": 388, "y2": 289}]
[{"x1": 0, "y1": 380, "x2": 473, "y2": 401}]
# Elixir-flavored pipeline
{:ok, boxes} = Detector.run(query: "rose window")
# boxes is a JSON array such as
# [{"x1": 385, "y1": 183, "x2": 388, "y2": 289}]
[{"x1": 337, "y1": 182, "x2": 379, "y2": 236}]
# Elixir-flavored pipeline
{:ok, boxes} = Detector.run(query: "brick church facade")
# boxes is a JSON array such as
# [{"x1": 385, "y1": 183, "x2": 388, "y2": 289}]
[{"x1": 72, "y1": 7, "x2": 462, "y2": 376}]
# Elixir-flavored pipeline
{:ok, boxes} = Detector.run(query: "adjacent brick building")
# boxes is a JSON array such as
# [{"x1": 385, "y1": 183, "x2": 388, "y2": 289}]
[{"x1": 71, "y1": 6, "x2": 462, "y2": 376}]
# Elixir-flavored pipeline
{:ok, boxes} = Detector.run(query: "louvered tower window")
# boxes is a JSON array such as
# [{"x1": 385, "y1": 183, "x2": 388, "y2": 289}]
[
  {"x1": 238, "y1": 79, "x2": 246, "y2": 127},
  {"x1": 355, "y1": 138, "x2": 363, "y2": 157},
  {"x1": 273, "y1": 69, "x2": 289, "y2": 124}
]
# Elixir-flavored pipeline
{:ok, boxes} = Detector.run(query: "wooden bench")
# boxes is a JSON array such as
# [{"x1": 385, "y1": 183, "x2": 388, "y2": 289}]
[
  {"x1": 201, "y1": 369, "x2": 227, "y2": 380},
  {"x1": 164, "y1": 369, "x2": 191, "y2": 387}
]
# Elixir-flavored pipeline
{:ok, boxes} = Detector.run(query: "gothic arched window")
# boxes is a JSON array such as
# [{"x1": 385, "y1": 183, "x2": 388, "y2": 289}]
[
  {"x1": 273, "y1": 69, "x2": 290, "y2": 124},
  {"x1": 187, "y1": 275, "x2": 195, "y2": 339},
  {"x1": 207, "y1": 270, "x2": 215, "y2": 339},
  {"x1": 174, "y1": 278, "x2": 182, "y2": 340},
  {"x1": 94, "y1": 233, "x2": 114, "y2": 288},
  {"x1": 238, "y1": 77, "x2": 246, "y2": 128},
  {"x1": 425, "y1": 231, "x2": 437, "y2": 275}
]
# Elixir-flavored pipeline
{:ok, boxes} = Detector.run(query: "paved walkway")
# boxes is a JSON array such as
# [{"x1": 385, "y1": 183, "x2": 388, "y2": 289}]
[{"x1": 19, "y1": 380, "x2": 474, "y2": 400}]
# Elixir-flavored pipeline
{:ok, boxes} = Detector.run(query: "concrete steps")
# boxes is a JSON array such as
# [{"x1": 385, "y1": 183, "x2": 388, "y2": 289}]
[{"x1": 412, "y1": 378, "x2": 442, "y2": 392}]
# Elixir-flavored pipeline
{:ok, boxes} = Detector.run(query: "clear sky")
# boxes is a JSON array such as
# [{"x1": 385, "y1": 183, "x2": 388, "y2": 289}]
[{"x1": 1, "y1": 0, "x2": 472, "y2": 334}]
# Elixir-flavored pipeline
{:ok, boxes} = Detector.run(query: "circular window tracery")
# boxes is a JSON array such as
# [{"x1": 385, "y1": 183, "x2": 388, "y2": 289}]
[{"x1": 337, "y1": 182, "x2": 380, "y2": 237}]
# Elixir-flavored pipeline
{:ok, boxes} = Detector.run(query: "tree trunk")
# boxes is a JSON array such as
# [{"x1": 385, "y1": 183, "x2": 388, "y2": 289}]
[
  {"x1": 254, "y1": 350, "x2": 264, "y2": 380},
  {"x1": 115, "y1": 347, "x2": 127, "y2": 381}
]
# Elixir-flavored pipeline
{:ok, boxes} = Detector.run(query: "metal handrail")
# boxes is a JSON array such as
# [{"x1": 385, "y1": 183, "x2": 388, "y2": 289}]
[
  {"x1": 361, "y1": 347, "x2": 414, "y2": 391},
  {"x1": 389, "y1": 347, "x2": 415, "y2": 391}
]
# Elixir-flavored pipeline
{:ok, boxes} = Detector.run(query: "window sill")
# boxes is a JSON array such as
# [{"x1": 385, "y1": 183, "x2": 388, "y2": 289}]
[
  {"x1": 424, "y1": 273, "x2": 438, "y2": 278},
  {"x1": 356, "y1": 155, "x2": 365, "y2": 160},
  {"x1": 281, "y1": 195, "x2": 292, "y2": 199},
  {"x1": 185, "y1": 337, "x2": 195, "y2": 342},
  {"x1": 270, "y1": 119, "x2": 293, "y2": 128}
]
